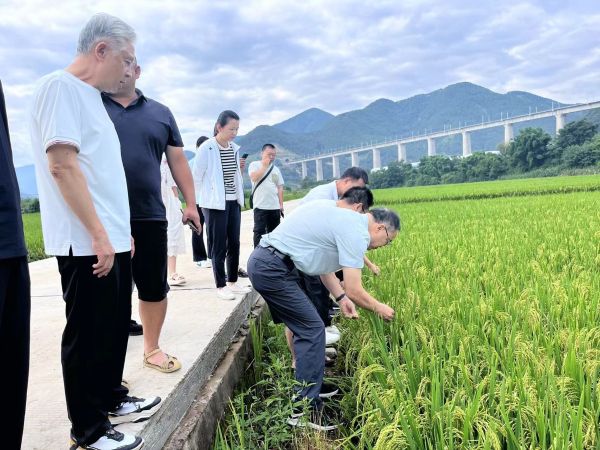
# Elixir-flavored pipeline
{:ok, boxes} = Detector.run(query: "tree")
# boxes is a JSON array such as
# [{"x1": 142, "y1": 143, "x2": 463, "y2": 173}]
[
  {"x1": 505, "y1": 127, "x2": 552, "y2": 171},
  {"x1": 418, "y1": 155, "x2": 456, "y2": 182},
  {"x1": 548, "y1": 119, "x2": 598, "y2": 165},
  {"x1": 562, "y1": 136, "x2": 600, "y2": 168},
  {"x1": 555, "y1": 119, "x2": 598, "y2": 149},
  {"x1": 369, "y1": 161, "x2": 414, "y2": 188},
  {"x1": 458, "y1": 152, "x2": 508, "y2": 181}
]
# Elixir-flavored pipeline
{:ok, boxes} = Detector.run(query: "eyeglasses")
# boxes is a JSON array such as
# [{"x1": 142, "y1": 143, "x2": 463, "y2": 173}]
[{"x1": 383, "y1": 226, "x2": 392, "y2": 246}]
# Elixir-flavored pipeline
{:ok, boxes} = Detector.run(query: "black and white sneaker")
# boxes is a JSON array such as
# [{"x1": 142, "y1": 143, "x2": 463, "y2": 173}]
[
  {"x1": 319, "y1": 382, "x2": 340, "y2": 399},
  {"x1": 70, "y1": 428, "x2": 143, "y2": 450},
  {"x1": 109, "y1": 395, "x2": 161, "y2": 424},
  {"x1": 287, "y1": 407, "x2": 338, "y2": 431}
]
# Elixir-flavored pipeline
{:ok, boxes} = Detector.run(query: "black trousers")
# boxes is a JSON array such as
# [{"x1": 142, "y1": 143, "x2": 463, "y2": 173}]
[
  {"x1": 203, "y1": 201, "x2": 241, "y2": 288},
  {"x1": 247, "y1": 247, "x2": 324, "y2": 406},
  {"x1": 298, "y1": 272, "x2": 332, "y2": 327},
  {"x1": 56, "y1": 251, "x2": 131, "y2": 445},
  {"x1": 192, "y1": 204, "x2": 208, "y2": 261},
  {"x1": 252, "y1": 208, "x2": 281, "y2": 248},
  {"x1": 0, "y1": 256, "x2": 30, "y2": 450}
]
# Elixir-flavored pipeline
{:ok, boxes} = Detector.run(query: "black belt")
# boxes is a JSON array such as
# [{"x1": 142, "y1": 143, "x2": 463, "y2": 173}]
[{"x1": 263, "y1": 245, "x2": 293, "y2": 265}]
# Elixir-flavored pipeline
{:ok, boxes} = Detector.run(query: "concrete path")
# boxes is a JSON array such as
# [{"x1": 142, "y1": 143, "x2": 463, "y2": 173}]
[{"x1": 22, "y1": 201, "x2": 300, "y2": 449}]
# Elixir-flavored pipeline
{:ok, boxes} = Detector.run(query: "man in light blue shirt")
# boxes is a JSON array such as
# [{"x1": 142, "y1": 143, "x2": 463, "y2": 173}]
[
  {"x1": 296, "y1": 167, "x2": 380, "y2": 348},
  {"x1": 299, "y1": 166, "x2": 368, "y2": 204},
  {"x1": 247, "y1": 197, "x2": 399, "y2": 430}
]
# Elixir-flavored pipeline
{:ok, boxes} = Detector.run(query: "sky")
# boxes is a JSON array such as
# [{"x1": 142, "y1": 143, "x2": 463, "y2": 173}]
[{"x1": 1, "y1": 0, "x2": 599, "y2": 167}]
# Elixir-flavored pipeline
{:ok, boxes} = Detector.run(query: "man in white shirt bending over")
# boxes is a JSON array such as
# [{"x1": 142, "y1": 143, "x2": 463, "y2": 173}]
[{"x1": 248, "y1": 143, "x2": 284, "y2": 248}]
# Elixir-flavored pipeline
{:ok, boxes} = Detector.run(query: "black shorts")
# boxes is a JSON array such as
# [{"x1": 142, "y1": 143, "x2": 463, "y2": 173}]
[{"x1": 131, "y1": 220, "x2": 169, "y2": 302}]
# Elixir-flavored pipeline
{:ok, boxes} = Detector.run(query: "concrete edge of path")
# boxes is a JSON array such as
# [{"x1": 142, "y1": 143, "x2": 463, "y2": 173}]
[
  {"x1": 163, "y1": 297, "x2": 268, "y2": 450},
  {"x1": 141, "y1": 290, "x2": 262, "y2": 450}
]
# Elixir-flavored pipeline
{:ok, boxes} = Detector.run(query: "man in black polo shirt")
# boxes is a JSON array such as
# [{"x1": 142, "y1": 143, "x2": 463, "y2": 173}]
[
  {"x1": 103, "y1": 62, "x2": 200, "y2": 373},
  {"x1": 0, "y1": 80, "x2": 31, "y2": 449}
]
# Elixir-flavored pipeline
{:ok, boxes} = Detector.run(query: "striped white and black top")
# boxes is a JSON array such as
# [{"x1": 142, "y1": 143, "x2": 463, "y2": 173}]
[{"x1": 219, "y1": 143, "x2": 238, "y2": 200}]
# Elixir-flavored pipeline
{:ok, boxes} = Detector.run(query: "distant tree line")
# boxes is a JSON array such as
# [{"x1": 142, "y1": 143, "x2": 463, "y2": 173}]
[
  {"x1": 21, "y1": 197, "x2": 40, "y2": 213},
  {"x1": 368, "y1": 119, "x2": 600, "y2": 189}
]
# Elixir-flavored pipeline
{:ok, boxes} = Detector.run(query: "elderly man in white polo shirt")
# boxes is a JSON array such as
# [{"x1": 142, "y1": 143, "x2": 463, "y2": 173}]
[{"x1": 29, "y1": 14, "x2": 159, "y2": 450}]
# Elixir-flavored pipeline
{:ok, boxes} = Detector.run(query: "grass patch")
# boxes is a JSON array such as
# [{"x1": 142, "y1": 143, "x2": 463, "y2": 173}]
[{"x1": 22, "y1": 212, "x2": 46, "y2": 262}]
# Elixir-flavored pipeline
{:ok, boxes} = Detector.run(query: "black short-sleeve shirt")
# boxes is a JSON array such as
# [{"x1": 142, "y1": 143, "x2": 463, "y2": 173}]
[
  {"x1": 0, "y1": 81, "x2": 27, "y2": 259},
  {"x1": 102, "y1": 89, "x2": 184, "y2": 221}
]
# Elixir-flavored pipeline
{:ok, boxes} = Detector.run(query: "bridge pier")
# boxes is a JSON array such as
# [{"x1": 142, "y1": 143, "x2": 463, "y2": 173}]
[
  {"x1": 351, "y1": 151, "x2": 359, "y2": 167},
  {"x1": 397, "y1": 143, "x2": 406, "y2": 162},
  {"x1": 301, "y1": 161, "x2": 307, "y2": 179},
  {"x1": 427, "y1": 137, "x2": 436, "y2": 156},
  {"x1": 555, "y1": 113, "x2": 566, "y2": 134},
  {"x1": 372, "y1": 148, "x2": 381, "y2": 170},
  {"x1": 332, "y1": 155, "x2": 340, "y2": 178},
  {"x1": 462, "y1": 131, "x2": 471, "y2": 157},
  {"x1": 504, "y1": 123, "x2": 514, "y2": 144},
  {"x1": 316, "y1": 159, "x2": 323, "y2": 181}
]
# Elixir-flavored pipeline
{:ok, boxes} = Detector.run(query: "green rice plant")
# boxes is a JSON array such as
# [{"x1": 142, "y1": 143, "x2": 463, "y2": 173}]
[
  {"x1": 374, "y1": 174, "x2": 600, "y2": 204},
  {"x1": 342, "y1": 190, "x2": 600, "y2": 449},
  {"x1": 216, "y1": 177, "x2": 600, "y2": 449},
  {"x1": 22, "y1": 212, "x2": 47, "y2": 261}
]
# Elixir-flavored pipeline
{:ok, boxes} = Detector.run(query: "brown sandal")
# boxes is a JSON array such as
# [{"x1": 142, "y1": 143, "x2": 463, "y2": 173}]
[{"x1": 143, "y1": 348, "x2": 182, "y2": 373}]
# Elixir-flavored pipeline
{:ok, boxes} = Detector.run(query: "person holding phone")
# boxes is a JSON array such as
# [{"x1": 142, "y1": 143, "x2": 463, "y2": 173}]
[
  {"x1": 248, "y1": 143, "x2": 285, "y2": 248},
  {"x1": 191, "y1": 110, "x2": 251, "y2": 300}
]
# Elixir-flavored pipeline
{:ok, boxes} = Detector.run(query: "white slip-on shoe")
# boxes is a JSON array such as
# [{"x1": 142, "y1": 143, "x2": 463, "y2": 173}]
[
  {"x1": 325, "y1": 330, "x2": 340, "y2": 346},
  {"x1": 217, "y1": 286, "x2": 236, "y2": 300},
  {"x1": 227, "y1": 282, "x2": 251, "y2": 294},
  {"x1": 325, "y1": 325, "x2": 341, "y2": 336}
]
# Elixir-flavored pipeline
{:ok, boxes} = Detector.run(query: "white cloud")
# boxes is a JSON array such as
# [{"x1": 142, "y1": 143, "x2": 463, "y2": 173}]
[{"x1": 1, "y1": 0, "x2": 597, "y2": 167}]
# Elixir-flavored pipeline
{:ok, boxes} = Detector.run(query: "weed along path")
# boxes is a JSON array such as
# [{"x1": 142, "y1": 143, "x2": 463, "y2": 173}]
[
  {"x1": 22, "y1": 202, "x2": 302, "y2": 450},
  {"x1": 214, "y1": 177, "x2": 600, "y2": 449}
]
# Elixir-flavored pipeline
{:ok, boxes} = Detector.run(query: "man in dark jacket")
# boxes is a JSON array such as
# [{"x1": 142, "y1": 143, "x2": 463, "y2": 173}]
[{"x1": 0, "y1": 80, "x2": 31, "y2": 449}]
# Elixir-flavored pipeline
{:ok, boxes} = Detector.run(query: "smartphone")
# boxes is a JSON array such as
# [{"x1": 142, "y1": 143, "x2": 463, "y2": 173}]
[
  {"x1": 180, "y1": 209, "x2": 200, "y2": 234},
  {"x1": 241, "y1": 153, "x2": 249, "y2": 159},
  {"x1": 187, "y1": 221, "x2": 200, "y2": 234}
]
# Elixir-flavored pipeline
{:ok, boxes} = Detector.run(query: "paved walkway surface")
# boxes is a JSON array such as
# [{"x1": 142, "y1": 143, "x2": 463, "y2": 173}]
[{"x1": 22, "y1": 201, "x2": 300, "y2": 449}]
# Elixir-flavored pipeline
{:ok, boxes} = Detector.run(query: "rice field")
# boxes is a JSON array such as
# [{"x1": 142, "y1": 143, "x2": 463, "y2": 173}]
[
  {"x1": 341, "y1": 188, "x2": 600, "y2": 449},
  {"x1": 215, "y1": 175, "x2": 600, "y2": 449},
  {"x1": 373, "y1": 174, "x2": 600, "y2": 204},
  {"x1": 22, "y1": 212, "x2": 46, "y2": 261}
]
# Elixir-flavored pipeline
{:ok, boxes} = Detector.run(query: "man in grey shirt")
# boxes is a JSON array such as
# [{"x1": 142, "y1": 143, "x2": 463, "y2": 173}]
[{"x1": 247, "y1": 199, "x2": 399, "y2": 430}]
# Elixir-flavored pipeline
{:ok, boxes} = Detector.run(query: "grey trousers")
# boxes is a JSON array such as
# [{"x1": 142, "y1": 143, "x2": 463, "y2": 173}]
[{"x1": 247, "y1": 246, "x2": 325, "y2": 406}]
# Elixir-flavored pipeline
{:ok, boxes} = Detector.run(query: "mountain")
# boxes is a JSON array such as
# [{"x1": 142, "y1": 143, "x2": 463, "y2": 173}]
[
  {"x1": 16, "y1": 82, "x2": 582, "y2": 197},
  {"x1": 235, "y1": 82, "x2": 568, "y2": 161},
  {"x1": 273, "y1": 108, "x2": 334, "y2": 134}
]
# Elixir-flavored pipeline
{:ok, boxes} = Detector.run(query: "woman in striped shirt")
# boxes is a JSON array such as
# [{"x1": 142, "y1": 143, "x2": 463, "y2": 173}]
[{"x1": 192, "y1": 110, "x2": 251, "y2": 300}]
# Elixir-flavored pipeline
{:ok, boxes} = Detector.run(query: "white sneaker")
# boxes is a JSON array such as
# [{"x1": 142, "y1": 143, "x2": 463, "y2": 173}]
[
  {"x1": 325, "y1": 347, "x2": 337, "y2": 358},
  {"x1": 325, "y1": 330, "x2": 340, "y2": 346},
  {"x1": 197, "y1": 259, "x2": 212, "y2": 268},
  {"x1": 217, "y1": 286, "x2": 236, "y2": 300},
  {"x1": 325, "y1": 325, "x2": 341, "y2": 337},
  {"x1": 109, "y1": 395, "x2": 161, "y2": 424},
  {"x1": 70, "y1": 428, "x2": 143, "y2": 449},
  {"x1": 228, "y1": 282, "x2": 251, "y2": 294}
]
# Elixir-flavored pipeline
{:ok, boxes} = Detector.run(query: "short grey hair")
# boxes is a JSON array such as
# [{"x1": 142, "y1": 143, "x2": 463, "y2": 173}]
[
  {"x1": 77, "y1": 13, "x2": 136, "y2": 54},
  {"x1": 370, "y1": 207, "x2": 401, "y2": 232}
]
